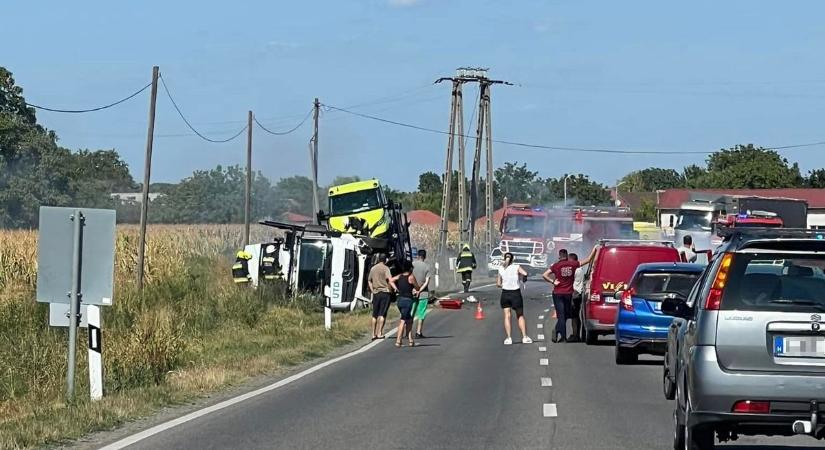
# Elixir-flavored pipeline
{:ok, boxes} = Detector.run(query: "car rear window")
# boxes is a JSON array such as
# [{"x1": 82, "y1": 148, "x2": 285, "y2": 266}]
[
  {"x1": 720, "y1": 252, "x2": 825, "y2": 312},
  {"x1": 632, "y1": 272, "x2": 701, "y2": 298}
]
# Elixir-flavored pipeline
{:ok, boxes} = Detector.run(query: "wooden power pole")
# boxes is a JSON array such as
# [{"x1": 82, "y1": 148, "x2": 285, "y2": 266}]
[
  {"x1": 311, "y1": 98, "x2": 320, "y2": 223},
  {"x1": 244, "y1": 111, "x2": 253, "y2": 247},
  {"x1": 137, "y1": 65, "x2": 159, "y2": 291}
]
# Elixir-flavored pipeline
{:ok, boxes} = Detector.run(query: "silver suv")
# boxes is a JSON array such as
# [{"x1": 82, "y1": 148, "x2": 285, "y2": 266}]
[{"x1": 663, "y1": 228, "x2": 825, "y2": 449}]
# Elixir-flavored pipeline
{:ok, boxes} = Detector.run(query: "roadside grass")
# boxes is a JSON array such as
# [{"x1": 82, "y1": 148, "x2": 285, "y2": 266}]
[{"x1": 0, "y1": 256, "x2": 372, "y2": 449}]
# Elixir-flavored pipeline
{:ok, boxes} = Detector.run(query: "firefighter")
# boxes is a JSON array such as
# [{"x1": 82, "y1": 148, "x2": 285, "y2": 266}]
[
  {"x1": 232, "y1": 250, "x2": 253, "y2": 284},
  {"x1": 260, "y1": 243, "x2": 280, "y2": 282},
  {"x1": 456, "y1": 244, "x2": 477, "y2": 293}
]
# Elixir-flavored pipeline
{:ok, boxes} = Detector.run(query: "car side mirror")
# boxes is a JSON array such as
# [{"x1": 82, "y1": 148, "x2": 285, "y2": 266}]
[
  {"x1": 661, "y1": 297, "x2": 691, "y2": 319},
  {"x1": 614, "y1": 291, "x2": 624, "y2": 300}
]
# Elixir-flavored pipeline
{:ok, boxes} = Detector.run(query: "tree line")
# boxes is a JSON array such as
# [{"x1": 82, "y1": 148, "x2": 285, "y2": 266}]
[{"x1": 2, "y1": 65, "x2": 824, "y2": 228}]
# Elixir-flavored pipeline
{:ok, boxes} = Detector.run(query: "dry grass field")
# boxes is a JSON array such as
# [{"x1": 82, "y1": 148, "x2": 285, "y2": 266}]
[{"x1": 0, "y1": 224, "x2": 370, "y2": 449}]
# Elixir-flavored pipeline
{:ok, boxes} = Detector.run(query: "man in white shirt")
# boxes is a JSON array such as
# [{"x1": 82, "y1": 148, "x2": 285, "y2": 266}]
[
  {"x1": 677, "y1": 235, "x2": 697, "y2": 263},
  {"x1": 570, "y1": 253, "x2": 585, "y2": 342}
]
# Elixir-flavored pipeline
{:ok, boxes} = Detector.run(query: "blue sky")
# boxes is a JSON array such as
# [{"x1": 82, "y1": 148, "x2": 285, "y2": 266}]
[{"x1": 5, "y1": 0, "x2": 825, "y2": 191}]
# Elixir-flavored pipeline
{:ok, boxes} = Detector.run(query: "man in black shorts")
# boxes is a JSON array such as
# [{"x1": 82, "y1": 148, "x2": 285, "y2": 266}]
[
  {"x1": 568, "y1": 253, "x2": 583, "y2": 342},
  {"x1": 368, "y1": 254, "x2": 393, "y2": 339}
]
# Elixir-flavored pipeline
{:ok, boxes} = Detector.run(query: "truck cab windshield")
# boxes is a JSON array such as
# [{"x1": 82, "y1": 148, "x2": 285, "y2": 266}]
[
  {"x1": 503, "y1": 216, "x2": 543, "y2": 236},
  {"x1": 330, "y1": 189, "x2": 382, "y2": 216},
  {"x1": 676, "y1": 211, "x2": 712, "y2": 231}
]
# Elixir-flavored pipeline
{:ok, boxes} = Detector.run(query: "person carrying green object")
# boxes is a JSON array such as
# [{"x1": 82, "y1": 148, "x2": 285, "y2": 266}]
[{"x1": 412, "y1": 249, "x2": 432, "y2": 339}]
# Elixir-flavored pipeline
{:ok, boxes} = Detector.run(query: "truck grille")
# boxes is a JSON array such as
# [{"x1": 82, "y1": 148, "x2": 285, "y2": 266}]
[{"x1": 501, "y1": 240, "x2": 543, "y2": 255}]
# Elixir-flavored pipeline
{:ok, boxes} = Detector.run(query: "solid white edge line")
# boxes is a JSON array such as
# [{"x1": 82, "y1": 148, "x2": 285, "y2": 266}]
[
  {"x1": 543, "y1": 403, "x2": 558, "y2": 417},
  {"x1": 100, "y1": 283, "x2": 504, "y2": 449},
  {"x1": 540, "y1": 358, "x2": 549, "y2": 366},
  {"x1": 541, "y1": 377, "x2": 552, "y2": 387}
]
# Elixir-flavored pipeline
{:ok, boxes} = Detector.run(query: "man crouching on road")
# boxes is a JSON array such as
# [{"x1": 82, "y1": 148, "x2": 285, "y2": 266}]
[{"x1": 369, "y1": 253, "x2": 393, "y2": 340}]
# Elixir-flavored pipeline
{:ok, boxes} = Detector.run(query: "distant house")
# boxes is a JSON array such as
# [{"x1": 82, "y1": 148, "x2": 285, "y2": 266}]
[{"x1": 110, "y1": 192, "x2": 161, "y2": 203}]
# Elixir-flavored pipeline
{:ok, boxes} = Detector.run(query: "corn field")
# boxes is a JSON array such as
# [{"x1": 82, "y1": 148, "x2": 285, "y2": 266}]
[{"x1": 0, "y1": 224, "x2": 274, "y2": 293}]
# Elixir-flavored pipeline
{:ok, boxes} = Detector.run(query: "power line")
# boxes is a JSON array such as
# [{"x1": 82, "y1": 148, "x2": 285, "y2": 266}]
[
  {"x1": 322, "y1": 103, "x2": 825, "y2": 155},
  {"x1": 25, "y1": 81, "x2": 153, "y2": 113},
  {"x1": 254, "y1": 109, "x2": 313, "y2": 135},
  {"x1": 159, "y1": 74, "x2": 247, "y2": 143}
]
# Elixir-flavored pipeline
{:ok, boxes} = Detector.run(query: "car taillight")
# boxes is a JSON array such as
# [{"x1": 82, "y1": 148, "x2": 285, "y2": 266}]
[
  {"x1": 705, "y1": 253, "x2": 733, "y2": 310},
  {"x1": 620, "y1": 289, "x2": 635, "y2": 311},
  {"x1": 733, "y1": 400, "x2": 770, "y2": 414},
  {"x1": 589, "y1": 293, "x2": 601, "y2": 304}
]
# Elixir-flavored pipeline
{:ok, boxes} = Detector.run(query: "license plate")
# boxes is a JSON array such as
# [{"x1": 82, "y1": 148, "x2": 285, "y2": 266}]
[
  {"x1": 604, "y1": 296, "x2": 619, "y2": 304},
  {"x1": 774, "y1": 336, "x2": 825, "y2": 358}
]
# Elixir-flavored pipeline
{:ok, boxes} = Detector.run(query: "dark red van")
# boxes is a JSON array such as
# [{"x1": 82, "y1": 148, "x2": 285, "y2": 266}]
[{"x1": 580, "y1": 240, "x2": 679, "y2": 345}]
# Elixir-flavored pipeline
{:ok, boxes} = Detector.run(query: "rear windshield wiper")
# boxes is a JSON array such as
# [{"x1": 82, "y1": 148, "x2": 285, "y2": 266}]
[{"x1": 768, "y1": 299, "x2": 825, "y2": 311}]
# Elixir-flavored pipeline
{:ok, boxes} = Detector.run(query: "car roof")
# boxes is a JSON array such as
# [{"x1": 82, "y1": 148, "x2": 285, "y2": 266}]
[
  {"x1": 633, "y1": 262, "x2": 705, "y2": 273},
  {"x1": 718, "y1": 228, "x2": 825, "y2": 252}
]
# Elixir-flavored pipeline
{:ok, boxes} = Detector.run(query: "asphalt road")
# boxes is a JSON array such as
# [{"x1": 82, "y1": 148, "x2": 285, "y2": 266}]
[{"x1": 100, "y1": 282, "x2": 823, "y2": 450}]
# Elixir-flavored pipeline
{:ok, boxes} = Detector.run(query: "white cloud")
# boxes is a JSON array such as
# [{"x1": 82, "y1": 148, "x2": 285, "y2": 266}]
[{"x1": 388, "y1": 0, "x2": 422, "y2": 7}]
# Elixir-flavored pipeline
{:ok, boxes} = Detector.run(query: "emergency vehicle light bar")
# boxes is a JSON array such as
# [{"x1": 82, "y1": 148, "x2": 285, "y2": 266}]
[{"x1": 599, "y1": 239, "x2": 675, "y2": 247}]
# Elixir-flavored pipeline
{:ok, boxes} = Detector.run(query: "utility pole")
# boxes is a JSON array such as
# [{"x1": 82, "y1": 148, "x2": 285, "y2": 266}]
[
  {"x1": 482, "y1": 82, "x2": 495, "y2": 256},
  {"x1": 436, "y1": 81, "x2": 460, "y2": 262},
  {"x1": 311, "y1": 98, "x2": 321, "y2": 223},
  {"x1": 137, "y1": 65, "x2": 159, "y2": 291},
  {"x1": 436, "y1": 68, "x2": 511, "y2": 261},
  {"x1": 244, "y1": 110, "x2": 252, "y2": 247}
]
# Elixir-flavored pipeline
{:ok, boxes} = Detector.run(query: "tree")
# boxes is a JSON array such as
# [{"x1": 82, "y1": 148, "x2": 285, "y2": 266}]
[
  {"x1": 417, "y1": 171, "x2": 441, "y2": 195},
  {"x1": 689, "y1": 144, "x2": 803, "y2": 189},
  {"x1": 494, "y1": 162, "x2": 541, "y2": 204},
  {"x1": 275, "y1": 176, "x2": 317, "y2": 217},
  {"x1": 151, "y1": 165, "x2": 279, "y2": 223},
  {"x1": 620, "y1": 168, "x2": 685, "y2": 192},
  {"x1": 538, "y1": 174, "x2": 611, "y2": 206},
  {"x1": 633, "y1": 199, "x2": 657, "y2": 222},
  {"x1": 806, "y1": 169, "x2": 825, "y2": 188}
]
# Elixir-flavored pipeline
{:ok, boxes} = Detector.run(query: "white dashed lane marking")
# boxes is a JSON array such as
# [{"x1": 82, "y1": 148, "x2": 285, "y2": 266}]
[
  {"x1": 544, "y1": 308, "x2": 549, "y2": 312},
  {"x1": 539, "y1": 315, "x2": 545, "y2": 320},
  {"x1": 537, "y1": 334, "x2": 545, "y2": 341},
  {"x1": 538, "y1": 346, "x2": 547, "y2": 352},
  {"x1": 543, "y1": 403, "x2": 558, "y2": 417},
  {"x1": 537, "y1": 323, "x2": 543, "y2": 329},
  {"x1": 541, "y1": 377, "x2": 552, "y2": 387},
  {"x1": 540, "y1": 358, "x2": 549, "y2": 366}
]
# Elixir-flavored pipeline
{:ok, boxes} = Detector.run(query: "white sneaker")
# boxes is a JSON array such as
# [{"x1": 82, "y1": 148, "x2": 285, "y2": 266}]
[
  {"x1": 522, "y1": 336, "x2": 533, "y2": 344},
  {"x1": 504, "y1": 337, "x2": 513, "y2": 345}
]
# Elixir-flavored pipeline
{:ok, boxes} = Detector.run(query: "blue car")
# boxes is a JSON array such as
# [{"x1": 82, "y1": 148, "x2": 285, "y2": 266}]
[{"x1": 614, "y1": 262, "x2": 704, "y2": 365}]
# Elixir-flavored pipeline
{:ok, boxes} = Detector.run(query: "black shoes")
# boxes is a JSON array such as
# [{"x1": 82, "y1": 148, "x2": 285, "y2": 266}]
[
  {"x1": 552, "y1": 333, "x2": 568, "y2": 343},
  {"x1": 416, "y1": 333, "x2": 425, "y2": 339}
]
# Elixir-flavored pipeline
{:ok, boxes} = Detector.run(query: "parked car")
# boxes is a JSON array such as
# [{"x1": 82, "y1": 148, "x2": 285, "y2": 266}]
[
  {"x1": 580, "y1": 239, "x2": 680, "y2": 345},
  {"x1": 666, "y1": 228, "x2": 825, "y2": 449},
  {"x1": 614, "y1": 263, "x2": 704, "y2": 364}
]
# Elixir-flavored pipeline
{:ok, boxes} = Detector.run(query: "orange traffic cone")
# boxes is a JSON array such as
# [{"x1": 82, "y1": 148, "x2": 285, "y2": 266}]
[{"x1": 475, "y1": 303, "x2": 485, "y2": 320}]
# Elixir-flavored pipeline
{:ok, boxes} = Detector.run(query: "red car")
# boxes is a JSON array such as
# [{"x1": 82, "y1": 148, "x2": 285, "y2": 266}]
[{"x1": 580, "y1": 240, "x2": 680, "y2": 345}]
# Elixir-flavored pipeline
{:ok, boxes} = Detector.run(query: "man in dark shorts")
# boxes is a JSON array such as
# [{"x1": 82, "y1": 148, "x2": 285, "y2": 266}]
[
  {"x1": 568, "y1": 253, "x2": 584, "y2": 342},
  {"x1": 368, "y1": 254, "x2": 393, "y2": 340},
  {"x1": 543, "y1": 249, "x2": 580, "y2": 343}
]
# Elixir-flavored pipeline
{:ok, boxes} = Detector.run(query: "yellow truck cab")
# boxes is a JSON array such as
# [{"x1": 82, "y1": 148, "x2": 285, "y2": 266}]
[{"x1": 327, "y1": 179, "x2": 390, "y2": 238}]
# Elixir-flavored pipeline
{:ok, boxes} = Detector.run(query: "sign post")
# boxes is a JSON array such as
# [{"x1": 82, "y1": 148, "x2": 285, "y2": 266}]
[
  {"x1": 37, "y1": 206, "x2": 116, "y2": 402},
  {"x1": 66, "y1": 209, "x2": 84, "y2": 401}
]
